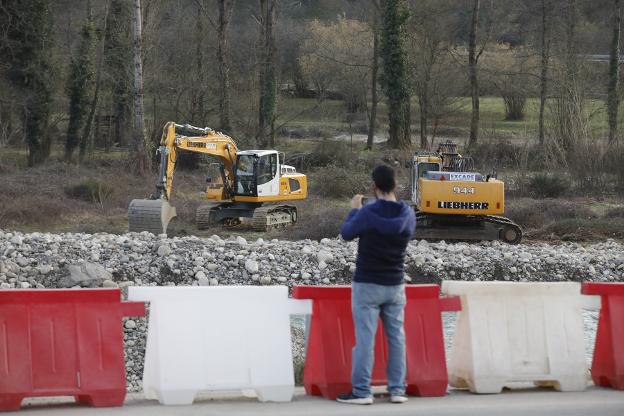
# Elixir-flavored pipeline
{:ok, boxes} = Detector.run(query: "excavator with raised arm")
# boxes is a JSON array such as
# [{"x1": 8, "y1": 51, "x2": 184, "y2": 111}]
[{"x1": 128, "y1": 122, "x2": 307, "y2": 235}]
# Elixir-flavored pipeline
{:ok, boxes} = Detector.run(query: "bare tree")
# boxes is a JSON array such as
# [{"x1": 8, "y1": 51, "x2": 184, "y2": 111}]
[
  {"x1": 131, "y1": 0, "x2": 150, "y2": 173},
  {"x1": 468, "y1": 0, "x2": 481, "y2": 147},
  {"x1": 608, "y1": 0, "x2": 621, "y2": 144},
  {"x1": 82, "y1": 2, "x2": 111, "y2": 157},
  {"x1": 218, "y1": 0, "x2": 235, "y2": 132},
  {"x1": 538, "y1": 0, "x2": 551, "y2": 147},
  {"x1": 257, "y1": 0, "x2": 277, "y2": 148},
  {"x1": 367, "y1": 0, "x2": 380, "y2": 151}
]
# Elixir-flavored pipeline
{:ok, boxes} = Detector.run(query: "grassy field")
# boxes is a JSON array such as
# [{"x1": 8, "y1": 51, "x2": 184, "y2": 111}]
[{"x1": 277, "y1": 96, "x2": 612, "y2": 143}]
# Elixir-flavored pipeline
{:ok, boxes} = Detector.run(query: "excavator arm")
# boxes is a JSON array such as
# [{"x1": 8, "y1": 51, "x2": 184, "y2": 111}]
[
  {"x1": 129, "y1": 121, "x2": 239, "y2": 235},
  {"x1": 154, "y1": 121, "x2": 239, "y2": 201}
]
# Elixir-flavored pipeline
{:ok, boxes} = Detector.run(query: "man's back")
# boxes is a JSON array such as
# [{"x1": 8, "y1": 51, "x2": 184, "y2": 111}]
[{"x1": 341, "y1": 199, "x2": 416, "y2": 286}]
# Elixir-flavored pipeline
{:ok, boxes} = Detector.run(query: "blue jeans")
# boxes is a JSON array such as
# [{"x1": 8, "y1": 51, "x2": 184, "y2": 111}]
[{"x1": 351, "y1": 281, "x2": 406, "y2": 397}]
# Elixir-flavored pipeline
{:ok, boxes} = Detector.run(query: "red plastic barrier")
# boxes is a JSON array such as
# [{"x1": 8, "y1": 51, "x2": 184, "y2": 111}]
[
  {"x1": 292, "y1": 284, "x2": 460, "y2": 399},
  {"x1": 582, "y1": 282, "x2": 624, "y2": 390},
  {"x1": 0, "y1": 289, "x2": 145, "y2": 411}
]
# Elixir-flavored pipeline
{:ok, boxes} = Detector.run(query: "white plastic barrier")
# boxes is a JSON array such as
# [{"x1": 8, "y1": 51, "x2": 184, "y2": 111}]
[
  {"x1": 441, "y1": 281, "x2": 599, "y2": 394},
  {"x1": 128, "y1": 286, "x2": 311, "y2": 405}
]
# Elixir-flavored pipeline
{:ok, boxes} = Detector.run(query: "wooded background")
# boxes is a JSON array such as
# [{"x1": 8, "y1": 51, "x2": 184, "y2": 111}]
[{"x1": 0, "y1": 0, "x2": 622, "y2": 173}]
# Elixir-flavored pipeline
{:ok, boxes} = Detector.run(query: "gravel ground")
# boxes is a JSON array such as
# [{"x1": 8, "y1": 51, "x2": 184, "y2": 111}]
[{"x1": 1, "y1": 230, "x2": 622, "y2": 391}]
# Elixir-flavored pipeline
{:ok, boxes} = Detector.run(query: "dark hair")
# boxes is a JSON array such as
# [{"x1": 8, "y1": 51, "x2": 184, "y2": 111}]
[{"x1": 372, "y1": 165, "x2": 396, "y2": 193}]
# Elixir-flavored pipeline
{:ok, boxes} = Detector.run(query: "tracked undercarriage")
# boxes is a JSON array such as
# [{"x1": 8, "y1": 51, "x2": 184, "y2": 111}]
[
  {"x1": 195, "y1": 202, "x2": 297, "y2": 232},
  {"x1": 413, "y1": 211, "x2": 523, "y2": 244}
]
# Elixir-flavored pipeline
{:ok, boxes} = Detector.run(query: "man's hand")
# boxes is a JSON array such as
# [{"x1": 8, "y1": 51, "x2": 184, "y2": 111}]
[{"x1": 351, "y1": 194, "x2": 364, "y2": 209}]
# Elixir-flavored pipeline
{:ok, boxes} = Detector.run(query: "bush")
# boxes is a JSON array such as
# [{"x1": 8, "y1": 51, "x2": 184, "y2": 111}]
[
  {"x1": 528, "y1": 173, "x2": 570, "y2": 198},
  {"x1": 605, "y1": 206, "x2": 624, "y2": 219},
  {"x1": 468, "y1": 141, "x2": 543, "y2": 171},
  {"x1": 544, "y1": 218, "x2": 624, "y2": 240},
  {"x1": 307, "y1": 140, "x2": 352, "y2": 168},
  {"x1": 506, "y1": 198, "x2": 594, "y2": 229},
  {"x1": 312, "y1": 163, "x2": 370, "y2": 198},
  {"x1": 285, "y1": 197, "x2": 350, "y2": 241},
  {"x1": 64, "y1": 177, "x2": 114, "y2": 205}
]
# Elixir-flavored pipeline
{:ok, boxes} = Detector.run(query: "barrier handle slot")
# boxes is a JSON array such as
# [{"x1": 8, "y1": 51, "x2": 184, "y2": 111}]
[
  {"x1": 120, "y1": 301, "x2": 146, "y2": 317},
  {"x1": 288, "y1": 299, "x2": 312, "y2": 316},
  {"x1": 580, "y1": 295, "x2": 601, "y2": 311},
  {"x1": 439, "y1": 296, "x2": 461, "y2": 312}
]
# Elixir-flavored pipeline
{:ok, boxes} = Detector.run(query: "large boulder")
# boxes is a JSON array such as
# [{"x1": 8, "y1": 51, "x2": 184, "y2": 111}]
[{"x1": 60, "y1": 262, "x2": 112, "y2": 288}]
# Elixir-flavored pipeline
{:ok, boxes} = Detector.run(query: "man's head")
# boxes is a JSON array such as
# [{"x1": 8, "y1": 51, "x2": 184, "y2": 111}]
[{"x1": 372, "y1": 165, "x2": 396, "y2": 195}]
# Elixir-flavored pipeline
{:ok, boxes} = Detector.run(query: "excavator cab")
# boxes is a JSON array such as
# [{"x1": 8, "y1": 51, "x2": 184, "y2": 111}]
[
  {"x1": 234, "y1": 151, "x2": 280, "y2": 197},
  {"x1": 410, "y1": 153, "x2": 442, "y2": 204}
]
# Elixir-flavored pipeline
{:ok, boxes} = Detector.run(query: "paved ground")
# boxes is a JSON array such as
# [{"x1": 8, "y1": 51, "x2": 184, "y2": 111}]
[{"x1": 15, "y1": 387, "x2": 624, "y2": 416}]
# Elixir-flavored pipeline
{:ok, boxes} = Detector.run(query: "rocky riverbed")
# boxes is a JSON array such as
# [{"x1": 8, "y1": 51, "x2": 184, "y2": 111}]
[{"x1": 0, "y1": 230, "x2": 622, "y2": 392}]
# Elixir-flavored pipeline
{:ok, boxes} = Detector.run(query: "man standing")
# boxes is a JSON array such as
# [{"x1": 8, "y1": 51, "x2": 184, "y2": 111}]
[{"x1": 337, "y1": 165, "x2": 416, "y2": 405}]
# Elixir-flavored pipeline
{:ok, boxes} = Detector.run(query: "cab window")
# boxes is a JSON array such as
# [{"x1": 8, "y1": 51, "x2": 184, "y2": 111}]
[
  {"x1": 257, "y1": 154, "x2": 277, "y2": 185},
  {"x1": 236, "y1": 155, "x2": 256, "y2": 195},
  {"x1": 418, "y1": 162, "x2": 440, "y2": 178}
]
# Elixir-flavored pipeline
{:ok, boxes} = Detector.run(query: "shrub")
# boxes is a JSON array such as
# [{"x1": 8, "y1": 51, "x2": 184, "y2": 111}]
[
  {"x1": 64, "y1": 177, "x2": 114, "y2": 205},
  {"x1": 284, "y1": 197, "x2": 350, "y2": 241},
  {"x1": 528, "y1": 173, "x2": 570, "y2": 198},
  {"x1": 506, "y1": 198, "x2": 594, "y2": 229},
  {"x1": 312, "y1": 163, "x2": 370, "y2": 198},
  {"x1": 605, "y1": 206, "x2": 624, "y2": 219}
]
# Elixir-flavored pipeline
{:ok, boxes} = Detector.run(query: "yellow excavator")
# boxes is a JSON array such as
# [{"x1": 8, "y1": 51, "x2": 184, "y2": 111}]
[
  {"x1": 410, "y1": 141, "x2": 522, "y2": 244},
  {"x1": 128, "y1": 122, "x2": 308, "y2": 234}
]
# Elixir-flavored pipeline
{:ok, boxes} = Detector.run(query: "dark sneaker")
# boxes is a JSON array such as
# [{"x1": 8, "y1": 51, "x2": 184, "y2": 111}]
[
  {"x1": 390, "y1": 394, "x2": 408, "y2": 404},
  {"x1": 336, "y1": 392, "x2": 373, "y2": 405}
]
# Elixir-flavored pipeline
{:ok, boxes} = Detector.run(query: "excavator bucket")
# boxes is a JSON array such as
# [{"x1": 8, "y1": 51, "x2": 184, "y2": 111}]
[{"x1": 128, "y1": 199, "x2": 177, "y2": 235}]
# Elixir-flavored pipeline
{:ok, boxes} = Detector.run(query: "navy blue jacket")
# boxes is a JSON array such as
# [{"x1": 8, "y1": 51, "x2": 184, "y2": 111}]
[{"x1": 340, "y1": 199, "x2": 416, "y2": 286}]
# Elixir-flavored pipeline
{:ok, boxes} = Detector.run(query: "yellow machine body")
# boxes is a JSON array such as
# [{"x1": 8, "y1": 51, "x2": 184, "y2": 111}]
[{"x1": 417, "y1": 177, "x2": 505, "y2": 215}]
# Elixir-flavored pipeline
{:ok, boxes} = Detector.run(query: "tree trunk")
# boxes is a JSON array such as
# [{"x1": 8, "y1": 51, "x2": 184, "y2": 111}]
[
  {"x1": 419, "y1": 94, "x2": 427, "y2": 148},
  {"x1": 131, "y1": 0, "x2": 150, "y2": 173},
  {"x1": 380, "y1": 0, "x2": 411, "y2": 149},
  {"x1": 468, "y1": 0, "x2": 480, "y2": 147},
  {"x1": 608, "y1": 0, "x2": 621, "y2": 144},
  {"x1": 257, "y1": 0, "x2": 276, "y2": 148},
  {"x1": 218, "y1": 0, "x2": 234, "y2": 132},
  {"x1": 195, "y1": 1, "x2": 206, "y2": 125},
  {"x1": 419, "y1": 46, "x2": 434, "y2": 149},
  {"x1": 81, "y1": 1, "x2": 110, "y2": 162},
  {"x1": 538, "y1": 0, "x2": 550, "y2": 147},
  {"x1": 366, "y1": 10, "x2": 379, "y2": 151}
]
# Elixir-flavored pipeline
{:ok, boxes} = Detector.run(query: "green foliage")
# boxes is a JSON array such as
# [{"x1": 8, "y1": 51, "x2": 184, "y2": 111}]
[
  {"x1": 1, "y1": 0, "x2": 55, "y2": 166},
  {"x1": 64, "y1": 177, "x2": 114, "y2": 205},
  {"x1": 380, "y1": 0, "x2": 411, "y2": 148},
  {"x1": 528, "y1": 173, "x2": 571, "y2": 198},
  {"x1": 65, "y1": 16, "x2": 97, "y2": 161}
]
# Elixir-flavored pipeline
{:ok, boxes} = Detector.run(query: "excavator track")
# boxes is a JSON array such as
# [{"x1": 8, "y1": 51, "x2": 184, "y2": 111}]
[
  {"x1": 414, "y1": 211, "x2": 522, "y2": 244},
  {"x1": 251, "y1": 205, "x2": 297, "y2": 231},
  {"x1": 195, "y1": 203, "x2": 222, "y2": 230}
]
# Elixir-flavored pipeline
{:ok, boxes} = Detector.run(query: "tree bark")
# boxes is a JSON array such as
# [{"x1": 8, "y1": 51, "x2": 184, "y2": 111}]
[
  {"x1": 419, "y1": 46, "x2": 434, "y2": 149},
  {"x1": 468, "y1": 0, "x2": 480, "y2": 147},
  {"x1": 366, "y1": 7, "x2": 379, "y2": 151},
  {"x1": 81, "y1": 1, "x2": 110, "y2": 161},
  {"x1": 257, "y1": 0, "x2": 276, "y2": 148},
  {"x1": 195, "y1": 1, "x2": 206, "y2": 125},
  {"x1": 608, "y1": 0, "x2": 621, "y2": 144},
  {"x1": 218, "y1": 0, "x2": 234, "y2": 132},
  {"x1": 131, "y1": 0, "x2": 150, "y2": 173},
  {"x1": 380, "y1": 0, "x2": 411, "y2": 149},
  {"x1": 538, "y1": 0, "x2": 550, "y2": 147}
]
